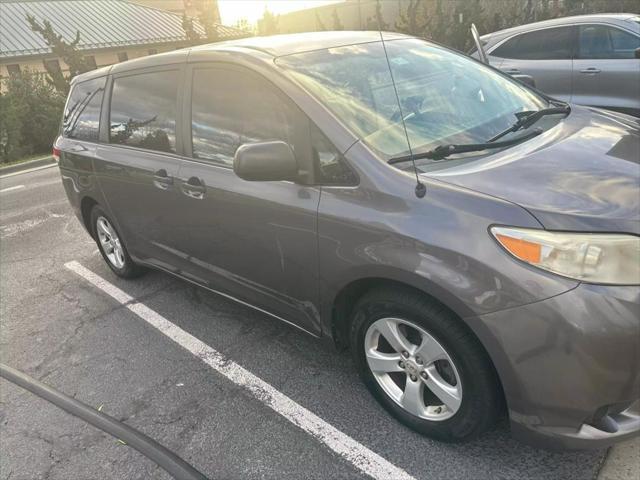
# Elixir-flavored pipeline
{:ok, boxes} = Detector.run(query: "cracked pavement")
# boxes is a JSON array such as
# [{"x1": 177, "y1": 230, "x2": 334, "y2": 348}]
[{"x1": 0, "y1": 166, "x2": 615, "y2": 479}]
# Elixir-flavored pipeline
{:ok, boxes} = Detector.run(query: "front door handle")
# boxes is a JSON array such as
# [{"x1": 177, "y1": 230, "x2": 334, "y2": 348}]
[
  {"x1": 153, "y1": 168, "x2": 173, "y2": 190},
  {"x1": 181, "y1": 176, "x2": 205, "y2": 200},
  {"x1": 580, "y1": 67, "x2": 601, "y2": 74},
  {"x1": 503, "y1": 68, "x2": 521, "y2": 74}
]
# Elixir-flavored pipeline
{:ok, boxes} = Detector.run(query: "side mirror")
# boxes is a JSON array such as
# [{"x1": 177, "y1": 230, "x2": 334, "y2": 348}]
[
  {"x1": 233, "y1": 141, "x2": 297, "y2": 182},
  {"x1": 635, "y1": 47, "x2": 640, "y2": 59}
]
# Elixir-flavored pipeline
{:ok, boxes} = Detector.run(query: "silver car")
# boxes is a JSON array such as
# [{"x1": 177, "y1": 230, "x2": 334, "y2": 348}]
[{"x1": 476, "y1": 14, "x2": 640, "y2": 116}]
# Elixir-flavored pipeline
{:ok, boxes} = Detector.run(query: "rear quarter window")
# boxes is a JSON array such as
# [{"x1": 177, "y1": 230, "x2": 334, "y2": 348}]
[{"x1": 62, "y1": 77, "x2": 106, "y2": 142}]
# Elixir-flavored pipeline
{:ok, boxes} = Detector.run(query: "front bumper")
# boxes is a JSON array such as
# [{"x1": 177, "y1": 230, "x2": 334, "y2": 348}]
[{"x1": 468, "y1": 283, "x2": 640, "y2": 450}]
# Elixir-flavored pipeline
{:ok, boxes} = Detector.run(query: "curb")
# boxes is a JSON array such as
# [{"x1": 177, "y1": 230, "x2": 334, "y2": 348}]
[{"x1": 0, "y1": 156, "x2": 56, "y2": 176}]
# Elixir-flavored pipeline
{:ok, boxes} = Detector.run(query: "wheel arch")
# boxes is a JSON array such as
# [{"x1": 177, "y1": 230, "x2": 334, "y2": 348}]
[
  {"x1": 328, "y1": 273, "x2": 507, "y2": 412},
  {"x1": 80, "y1": 196, "x2": 99, "y2": 238},
  {"x1": 327, "y1": 268, "x2": 475, "y2": 348}
]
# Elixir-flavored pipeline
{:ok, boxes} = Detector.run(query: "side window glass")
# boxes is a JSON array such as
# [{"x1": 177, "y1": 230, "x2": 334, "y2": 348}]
[
  {"x1": 579, "y1": 25, "x2": 640, "y2": 59},
  {"x1": 63, "y1": 77, "x2": 106, "y2": 141},
  {"x1": 311, "y1": 124, "x2": 357, "y2": 186},
  {"x1": 493, "y1": 27, "x2": 573, "y2": 60},
  {"x1": 191, "y1": 68, "x2": 296, "y2": 166},
  {"x1": 579, "y1": 25, "x2": 613, "y2": 59},
  {"x1": 191, "y1": 69, "x2": 241, "y2": 165},
  {"x1": 609, "y1": 28, "x2": 640, "y2": 57},
  {"x1": 491, "y1": 37, "x2": 518, "y2": 59},
  {"x1": 109, "y1": 70, "x2": 179, "y2": 153}
]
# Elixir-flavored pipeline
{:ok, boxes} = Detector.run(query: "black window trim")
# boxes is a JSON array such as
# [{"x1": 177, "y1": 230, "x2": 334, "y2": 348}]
[
  {"x1": 105, "y1": 63, "x2": 186, "y2": 157},
  {"x1": 184, "y1": 61, "x2": 359, "y2": 187}
]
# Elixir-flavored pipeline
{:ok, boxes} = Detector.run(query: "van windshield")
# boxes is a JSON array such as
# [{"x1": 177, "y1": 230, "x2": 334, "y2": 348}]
[{"x1": 276, "y1": 38, "x2": 548, "y2": 164}]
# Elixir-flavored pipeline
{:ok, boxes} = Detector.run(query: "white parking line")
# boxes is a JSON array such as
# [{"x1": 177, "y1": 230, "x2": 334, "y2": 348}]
[
  {"x1": 65, "y1": 261, "x2": 415, "y2": 480},
  {"x1": 0, "y1": 163, "x2": 56, "y2": 179},
  {"x1": 0, "y1": 185, "x2": 25, "y2": 193}
]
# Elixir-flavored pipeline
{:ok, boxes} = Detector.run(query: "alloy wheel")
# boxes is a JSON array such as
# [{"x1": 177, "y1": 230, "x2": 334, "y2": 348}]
[
  {"x1": 96, "y1": 216, "x2": 125, "y2": 269},
  {"x1": 364, "y1": 317, "x2": 463, "y2": 421}
]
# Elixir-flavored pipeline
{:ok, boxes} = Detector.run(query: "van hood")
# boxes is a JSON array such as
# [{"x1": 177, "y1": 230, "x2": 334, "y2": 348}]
[{"x1": 425, "y1": 106, "x2": 640, "y2": 234}]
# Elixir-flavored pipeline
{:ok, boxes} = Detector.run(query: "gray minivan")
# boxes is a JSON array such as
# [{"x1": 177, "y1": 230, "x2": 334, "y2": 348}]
[{"x1": 56, "y1": 31, "x2": 640, "y2": 450}]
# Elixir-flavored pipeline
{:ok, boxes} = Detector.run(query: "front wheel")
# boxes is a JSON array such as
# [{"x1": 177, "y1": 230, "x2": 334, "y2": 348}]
[
  {"x1": 350, "y1": 287, "x2": 502, "y2": 443},
  {"x1": 91, "y1": 206, "x2": 145, "y2": 279}
]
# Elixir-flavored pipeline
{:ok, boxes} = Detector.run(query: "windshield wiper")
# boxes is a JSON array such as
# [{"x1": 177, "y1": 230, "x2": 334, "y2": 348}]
[
  {"x1": 487, "y1": 104, "x2": 570, "y2": 143},
  {"x1": 388, "y1": 127, "x2": 544, "y2": 164}
]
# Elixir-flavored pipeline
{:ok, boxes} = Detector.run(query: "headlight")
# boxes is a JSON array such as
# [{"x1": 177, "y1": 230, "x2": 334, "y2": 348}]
[{"x1": 490, "y1": 226, "x2": 640, "y2": 285}]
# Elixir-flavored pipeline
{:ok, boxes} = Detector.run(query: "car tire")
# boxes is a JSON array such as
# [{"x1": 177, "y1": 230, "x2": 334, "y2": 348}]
[
  {"x1": 90, "y1": 206, "x2": 145, "y2": 279},
  {"x1": 350, "y1": 287, "x2": 502, "y2": 443}
]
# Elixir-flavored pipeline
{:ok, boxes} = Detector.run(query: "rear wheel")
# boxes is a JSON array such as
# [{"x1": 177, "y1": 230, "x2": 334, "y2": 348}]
[
  {"x1": 350, "y1": 287, "x2": 501, "y2": 442},
  {"x1": 91, "y1": 206, "x2": 145, "y2": 279}
]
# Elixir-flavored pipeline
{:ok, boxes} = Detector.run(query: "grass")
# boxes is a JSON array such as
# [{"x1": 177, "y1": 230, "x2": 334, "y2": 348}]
[{"x1": 0, "y1": 152, "x2": 53, "y2": 168}]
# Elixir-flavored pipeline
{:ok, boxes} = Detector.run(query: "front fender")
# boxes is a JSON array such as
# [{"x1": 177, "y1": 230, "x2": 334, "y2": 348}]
[{"x1": 316, "y1": 176, "x2": 578, "y2": 338}]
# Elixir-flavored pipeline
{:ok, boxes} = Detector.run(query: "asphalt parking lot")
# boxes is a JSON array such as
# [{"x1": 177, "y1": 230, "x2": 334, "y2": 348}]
[{"x1": 0, "y1": 164, "x2": 632, "y2": 479}]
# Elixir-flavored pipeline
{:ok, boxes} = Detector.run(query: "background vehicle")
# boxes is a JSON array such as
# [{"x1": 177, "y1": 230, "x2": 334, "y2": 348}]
[
  {"x1": 56, "y1": 32, "x2": 640, "y2": 451},
  {"x1": 474, "y1": 14, "x2": 640, "y2": 116}
]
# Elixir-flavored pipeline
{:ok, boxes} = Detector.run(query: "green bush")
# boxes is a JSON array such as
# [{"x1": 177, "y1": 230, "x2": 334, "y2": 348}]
[{"x1": 0, "y1": 70, "x2": 65, "y2": 163}]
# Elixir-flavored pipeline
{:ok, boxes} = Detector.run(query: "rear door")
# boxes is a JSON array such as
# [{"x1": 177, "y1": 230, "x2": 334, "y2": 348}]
[
  {"x1": 572, "y1": 24, "x2": 640, "y2": 113},
  {"x1": 490, "y1": 26, "x2": 576, "y2": 102},
  {"x1": 172, "y1": 64, "x2": 322, "y2": 334},
  {"x1": 96, "y1": 66, "x2": 186, "y2": 267}
]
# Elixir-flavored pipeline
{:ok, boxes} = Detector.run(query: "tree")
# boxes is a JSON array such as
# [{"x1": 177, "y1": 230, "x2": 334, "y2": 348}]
[
  {"x1": 0, "y1": 70, "x2": 65, "y2": 162},
  {"x1": 257, "y1": 7, "x2": 279, "y2": 36},
  {"x1": 315, "y1": 11, "x2": 327, "y2": 31},
  {"x1": 199, "y1": 8, "x2": 220, "y2": 42},
  {"x1": 447, "y1": 0, "x2": 486, "y2": 51},
  {"x1": 182, "y1": 13, "x2": 202, "y2": 45},
  {"x1": 234, "y1": 18, "x2": 253, "y2": 35},
  {"x1": 424, "y1": 0, "x2": 448, "y2": 44},
  {"x1": 395, "y1": 0, "x2": 428, "y2": 37},
  {"x1": 365, "y1": 0, "x2": 388, "y2": 30},
  {"x1": 26, "y1": 15, "x2": 93, "y2": 95},
  {"x1": 331, "y1": 8, "x2": 344, "y2": 30}
]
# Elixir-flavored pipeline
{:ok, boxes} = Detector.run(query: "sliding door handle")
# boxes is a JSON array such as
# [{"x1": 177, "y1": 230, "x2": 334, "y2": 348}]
[
  {"x1": 153, "y1": 169, "x2": 173, "y2": 190},
  {"x1": 181, "y1": 176, "x2": 205, "y2": 200}
]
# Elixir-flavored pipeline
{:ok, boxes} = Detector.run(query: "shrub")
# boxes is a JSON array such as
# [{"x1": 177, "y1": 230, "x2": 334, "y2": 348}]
[{"x1": 0, "y1": 70, "x2": 65, "y2": 162}]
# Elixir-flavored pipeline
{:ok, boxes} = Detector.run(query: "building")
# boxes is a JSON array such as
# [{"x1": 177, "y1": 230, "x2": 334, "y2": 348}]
[{"x1": 0, "y1": 0, "x2": 242, "y2": 84}]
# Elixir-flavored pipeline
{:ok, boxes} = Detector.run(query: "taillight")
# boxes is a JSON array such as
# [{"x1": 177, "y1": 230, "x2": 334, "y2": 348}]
[{"x1": 52, "y1": 147, "x2": 61, "y2": 163}]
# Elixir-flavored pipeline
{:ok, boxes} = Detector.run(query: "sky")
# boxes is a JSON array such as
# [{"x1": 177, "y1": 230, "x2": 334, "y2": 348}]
[{"x1": 218, "y1": 0, "x2": 341, "y2": 26}]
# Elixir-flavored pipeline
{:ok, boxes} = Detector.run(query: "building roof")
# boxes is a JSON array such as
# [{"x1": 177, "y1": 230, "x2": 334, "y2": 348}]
[
  {"x1": 0, "y1": 0, "x2": 247, "y2": 60},
  {"x1": 193, "y1": 30, "x2": 411, "y2": 57}
]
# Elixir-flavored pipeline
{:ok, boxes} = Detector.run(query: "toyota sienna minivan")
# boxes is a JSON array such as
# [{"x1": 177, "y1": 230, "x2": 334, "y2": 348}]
[{"x1": 56, "y1": 31, "x2": 640, "y2": 450}]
